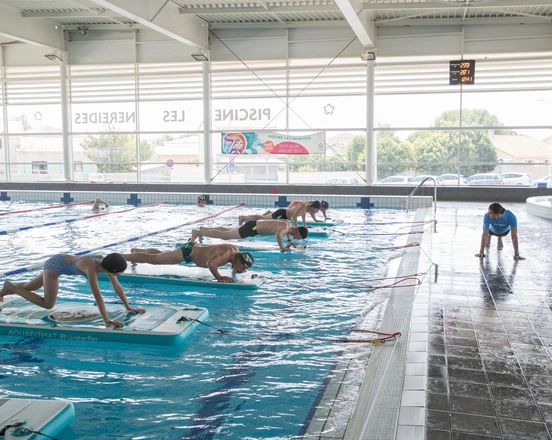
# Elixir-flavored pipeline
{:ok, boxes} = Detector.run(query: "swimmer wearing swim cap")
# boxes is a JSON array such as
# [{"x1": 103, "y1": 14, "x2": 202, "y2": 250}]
[{"x1": 122, "y1": 244, "x2": 254, "y2": 283}]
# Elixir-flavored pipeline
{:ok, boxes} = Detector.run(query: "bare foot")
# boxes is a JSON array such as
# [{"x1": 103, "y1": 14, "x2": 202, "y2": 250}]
[
  {"x1": 190, "y1": 229, "x2": 200, "y2": 242},
  {"x1": 497, "y1": 246, "x2": 503, "y2": 250},
  {"x1": 0, "y1": 281, "x2": 14, "y2": 300},
  {"x1": 238, "y1": 216, "x2": 244, "y2": 226},
  {"x1": 130, "y1": 248, "x2": 137, "y2": 253}
]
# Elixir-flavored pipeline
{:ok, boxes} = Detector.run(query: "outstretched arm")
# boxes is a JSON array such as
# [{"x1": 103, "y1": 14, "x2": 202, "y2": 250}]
[
  {"x1": 85, "y1": 270, "x2": 122, "y2": 327},
  {"x1": 309, "y1": 211, "x2": 323, "y2": 223},
  {"x1": 206, "y1": 252, "x2": 234, "y2": 282},
  {"x1": 510, "y1": 228, "x2": 525, "y2": 260},
  {"x1": 276, "y1": 230, "x2": 291, "y2": 252},
  {"x1": 108, "y1": 274, "x2": 145, "y2": 314},
  {"x1": 475, "y1": 231, "x2": 489, "y2": 258}
]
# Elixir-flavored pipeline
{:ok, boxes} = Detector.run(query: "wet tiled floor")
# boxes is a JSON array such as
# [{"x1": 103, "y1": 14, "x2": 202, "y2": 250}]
[{"x1": 425, "y1": 202, "x2": 552, "y2": 440}]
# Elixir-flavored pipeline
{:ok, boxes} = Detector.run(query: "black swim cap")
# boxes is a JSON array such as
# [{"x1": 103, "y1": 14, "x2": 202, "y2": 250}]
[
  {"x1": 321, "y1": 200, "x2": 329, "y2": 209},
  {"x1": 101, "y1": 253, "x2": 127, "y2": 274},
  {"x1": 298, "y1": 227, "x2": 309, "y2": 239},
  {"x1": 310, "y1": 201, "x2": 321, "y2": 209},
  {"x1": 238, "y1": 252, "x2": 254, "y2": 268}
]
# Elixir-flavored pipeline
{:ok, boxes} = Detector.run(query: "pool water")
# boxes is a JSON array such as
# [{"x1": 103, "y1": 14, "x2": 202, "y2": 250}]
[{"x1": 0, "y1": 202, "x2": 412, "y2": 439}]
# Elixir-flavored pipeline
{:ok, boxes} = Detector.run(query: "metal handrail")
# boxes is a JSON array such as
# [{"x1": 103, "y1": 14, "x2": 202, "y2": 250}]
[{"x1": 405, "y1": 177, "x2": 437, "y2": 232}]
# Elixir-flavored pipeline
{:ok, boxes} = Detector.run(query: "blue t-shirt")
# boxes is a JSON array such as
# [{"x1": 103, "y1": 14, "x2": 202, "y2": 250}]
[{"x1": 483, "y1": 210, "x2": 517, "y2": 235}]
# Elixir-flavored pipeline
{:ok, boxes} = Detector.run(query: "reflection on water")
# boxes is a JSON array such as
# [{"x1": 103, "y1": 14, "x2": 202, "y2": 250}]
[{"x1": 0, "y1": 203, "x2": 414, "y2": 439}]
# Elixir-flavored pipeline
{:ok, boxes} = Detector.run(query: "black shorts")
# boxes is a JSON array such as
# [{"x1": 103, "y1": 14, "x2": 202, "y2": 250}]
[
  {"x1": 272, "y1": 208, "x2": 288, "y2": 220},
  {"x1": 238, "y1": 221, "x2": 258, "y2": 238},
  {"x1": 489, "y1": 229, "x2": 510, "y2": 237}
]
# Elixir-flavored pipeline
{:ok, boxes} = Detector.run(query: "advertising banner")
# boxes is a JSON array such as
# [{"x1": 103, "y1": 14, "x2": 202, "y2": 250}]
[{"x1": 221, "y1": 132, "x2": 325, "y2": 155}]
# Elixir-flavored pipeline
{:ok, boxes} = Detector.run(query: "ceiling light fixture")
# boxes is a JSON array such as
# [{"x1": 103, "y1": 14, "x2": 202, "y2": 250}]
[
  {"x1": 361, "y1": 50, "x2": 376, "y2": 61},
  {"x1": 44, "y1": 52, "x2": 63, "y2": 62},
  {"x1": 192, "y1": 50, "x2": 209, "y2": 62}
]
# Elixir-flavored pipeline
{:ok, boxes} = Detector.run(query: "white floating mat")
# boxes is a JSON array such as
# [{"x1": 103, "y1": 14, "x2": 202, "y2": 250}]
[
  {"x1": 101, "y1": 264, "x2": 267, "y2": 290},
  {"x1": 0, "y1": 398, "x2": 75, "y2": 440},
  {"x1": 0, "y1": 297, "x2": 208, "y2": 346}
]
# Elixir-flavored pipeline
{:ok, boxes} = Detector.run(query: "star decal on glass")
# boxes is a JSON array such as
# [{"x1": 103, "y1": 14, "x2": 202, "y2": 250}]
[
  {"x1": 34, "y1": 111, "x2": 43, "y2": 121},
  {"x1": 323, "y1": 104, "x2": 335, "y2": 115}
]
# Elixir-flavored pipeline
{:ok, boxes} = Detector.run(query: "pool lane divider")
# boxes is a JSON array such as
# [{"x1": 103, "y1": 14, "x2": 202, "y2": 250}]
[
  {"x1": 0, "y1": 200, "x2": 95, "y2": 216},
  {"x1": 0, "y1": 202, "x2": 167, "y2": 236},
  {"x1": 0, "y1": 203, "x2": 244, "y2": 279}
]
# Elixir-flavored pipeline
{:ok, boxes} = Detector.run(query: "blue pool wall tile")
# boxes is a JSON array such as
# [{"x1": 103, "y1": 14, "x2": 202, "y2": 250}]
[{"x1": 0, "y1": 191, "x2": 433, "y2": 210}]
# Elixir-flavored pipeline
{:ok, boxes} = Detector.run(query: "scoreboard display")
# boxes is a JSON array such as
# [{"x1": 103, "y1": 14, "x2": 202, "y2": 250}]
[{"x1": 449, "y1": 60, "x2": 475, "y2": 85}]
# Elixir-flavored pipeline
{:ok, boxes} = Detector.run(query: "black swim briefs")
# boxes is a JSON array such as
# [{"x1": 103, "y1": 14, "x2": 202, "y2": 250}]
[
  {"x1": 177, "y1": 241, "x2": 195, "y2": 263},
  {"x1": 238, "y1": 221, "x2": 259, "y2": 238},
  {"x1": 271, "y1": 208, "x2": 288, "y2": 220},
  {"x1": 489, "y1": 229, "x2": 510, "y2": 237}
]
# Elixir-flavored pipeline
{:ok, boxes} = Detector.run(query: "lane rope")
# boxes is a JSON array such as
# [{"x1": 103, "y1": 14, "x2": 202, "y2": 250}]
[
  {"x1": 0, "y1": 203, "x2": 244, "y2": 279},
  {"x1": 0, "y1": 202, "x2": 167, "y2": 236},
  {"x1": 0, "y1": 200, "x2": 95, "y2": 216}
]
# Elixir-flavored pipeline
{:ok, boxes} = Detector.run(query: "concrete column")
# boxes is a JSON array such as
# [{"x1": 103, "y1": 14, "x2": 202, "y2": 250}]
[
  {"x1": 60, "y1": 51, "x2": 73, "y2": 181},
  {"x1": 0, "y1": 46, "x2": 10, "y2": 181},
  {"x1": 365, "y1": 59, "x2": 375, "y2": 184},
  {"x1": 203, "y1": 60, "x2": 212, "y2": 183}
]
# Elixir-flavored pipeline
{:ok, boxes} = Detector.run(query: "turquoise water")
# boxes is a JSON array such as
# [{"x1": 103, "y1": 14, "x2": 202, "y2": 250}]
[{"x1": 0, "y1": 202, "x2": 409, "y2": 439}]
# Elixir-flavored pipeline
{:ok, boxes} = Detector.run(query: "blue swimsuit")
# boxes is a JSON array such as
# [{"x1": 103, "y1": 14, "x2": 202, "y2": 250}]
[{"x1": 43, "y1": 254, "x2": 98, "y2": 276}]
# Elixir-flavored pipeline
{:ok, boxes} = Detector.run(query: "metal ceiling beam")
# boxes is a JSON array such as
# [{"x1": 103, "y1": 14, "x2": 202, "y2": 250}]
[
  {"x1": 0, "y1": 3, "x2": 63, "y2": 49},
  {"x1": 179, "y1": 4, "x2": 340, "y2": 14},
  {"x1": 334, "y1": 0, "x2": 374, "y2": 48},
  {"x1": 362, "y1": 0, "x2": 552, "y2": 11},
  {"x1": 22, "y1": 10, "x2": 121, "y2": 18},
  {"x1": 88, "y1": 0, "x2": 207, "y2": 49},
  {"x1": 211, "y1": 20, "x2": 347, "y2": 29},
  {"x1": 375, "y1": 17, "x2": 551, "y2": 25}
]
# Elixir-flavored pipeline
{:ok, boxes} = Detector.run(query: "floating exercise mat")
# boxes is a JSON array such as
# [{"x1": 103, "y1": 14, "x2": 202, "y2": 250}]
[
  {"x1": 0, "y1": 398, "x2": 75, "y2": 440},
  {"x1": 0, "y1": 297, "x2": 208, "y2": 346},
  {"x1": 100, "y1": 264, "x2": 267, "y2": 289}
]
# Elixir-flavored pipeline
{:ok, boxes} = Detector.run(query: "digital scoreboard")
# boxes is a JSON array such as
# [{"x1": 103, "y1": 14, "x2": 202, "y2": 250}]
[{"x1": 449, "y1": 60, "x2": 475, "y2": 85}]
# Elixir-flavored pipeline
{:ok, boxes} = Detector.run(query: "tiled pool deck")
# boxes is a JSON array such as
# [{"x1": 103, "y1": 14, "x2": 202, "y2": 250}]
[
  {"x1": 308, "y1": 201, "x2": 552, "y2": 440},
  {"x1": 416, "y1": 202, "x2": 552, "y2": 440}
]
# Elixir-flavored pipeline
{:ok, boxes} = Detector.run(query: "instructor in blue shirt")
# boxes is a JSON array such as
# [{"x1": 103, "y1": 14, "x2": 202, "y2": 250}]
[{"x1": 475, "y1": 202, "x2": 525, "y2": 260}]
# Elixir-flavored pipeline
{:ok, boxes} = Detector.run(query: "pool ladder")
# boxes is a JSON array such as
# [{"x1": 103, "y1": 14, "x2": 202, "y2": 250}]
[{"x1": 405, "y1": 177, "x2": 437, "y2": 232}]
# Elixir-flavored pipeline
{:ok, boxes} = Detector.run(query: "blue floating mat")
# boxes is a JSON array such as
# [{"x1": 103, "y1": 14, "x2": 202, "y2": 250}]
[
  {"x1": 0, "y1": 398, "x2": 75, "y2": 439},
  {"x1": 305, "y1": 228, "x2": 330, "y2": 238},
  {"x1": 0, "y1": 297, "x2": 208, "y2": 346},
  {"x1": 304, "y1": 220, "x2": 341, "y2": 227},
  {"x1": 176, "y1": 241, "x2": 308, "y2": 254},
  {"x1": 100, "y1": 264, "x2": 266, "y2": 290}
]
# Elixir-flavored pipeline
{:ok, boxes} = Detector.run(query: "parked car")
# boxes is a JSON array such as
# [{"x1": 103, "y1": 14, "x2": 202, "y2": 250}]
[
  {"x1": 376, "y1": 176, "x2": 412, "y2": 185},
  {"x1": 325, "y1": 177, "x2": 361, "y2": 185},
  {"x1": 439, "y1": 174, "x2": 468, "y2": 185},
  {"x1": 534, "y1": 174, "x2": 552, "y2": 188},
  {"x1": 499, "y1": 173, "x2": 533, "y2": 186},
  {"x1": 467, "y1": 173, "x2": 503, "y2": 185},
  {"x1": 409, "y1": 175, "x2": 443, "y2": 186}
]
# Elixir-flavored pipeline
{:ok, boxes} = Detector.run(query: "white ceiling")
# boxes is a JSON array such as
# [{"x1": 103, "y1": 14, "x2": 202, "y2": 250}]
[{"x1": 1, "y1": 0, "x2": 552, "y2": 49}]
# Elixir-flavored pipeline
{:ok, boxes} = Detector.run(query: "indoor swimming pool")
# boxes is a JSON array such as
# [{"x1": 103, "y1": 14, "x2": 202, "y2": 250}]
[{"x1": 0, "y1": 201, "x2": 417, "y2": 439}]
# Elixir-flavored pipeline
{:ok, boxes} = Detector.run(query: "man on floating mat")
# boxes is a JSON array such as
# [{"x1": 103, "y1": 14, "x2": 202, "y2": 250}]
[
  {"x1": 239, "y1": 201, "x2": 322, "y2": 228},
  {"x1": 122, "y1": 243, "x2": 254, "y2": 283},
  {"x1": 0, "y1": 253, "x2": 143, "y2": 328},
  {"x1": 191, "y1": 220, "x2": 308, "y2": 253}
]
